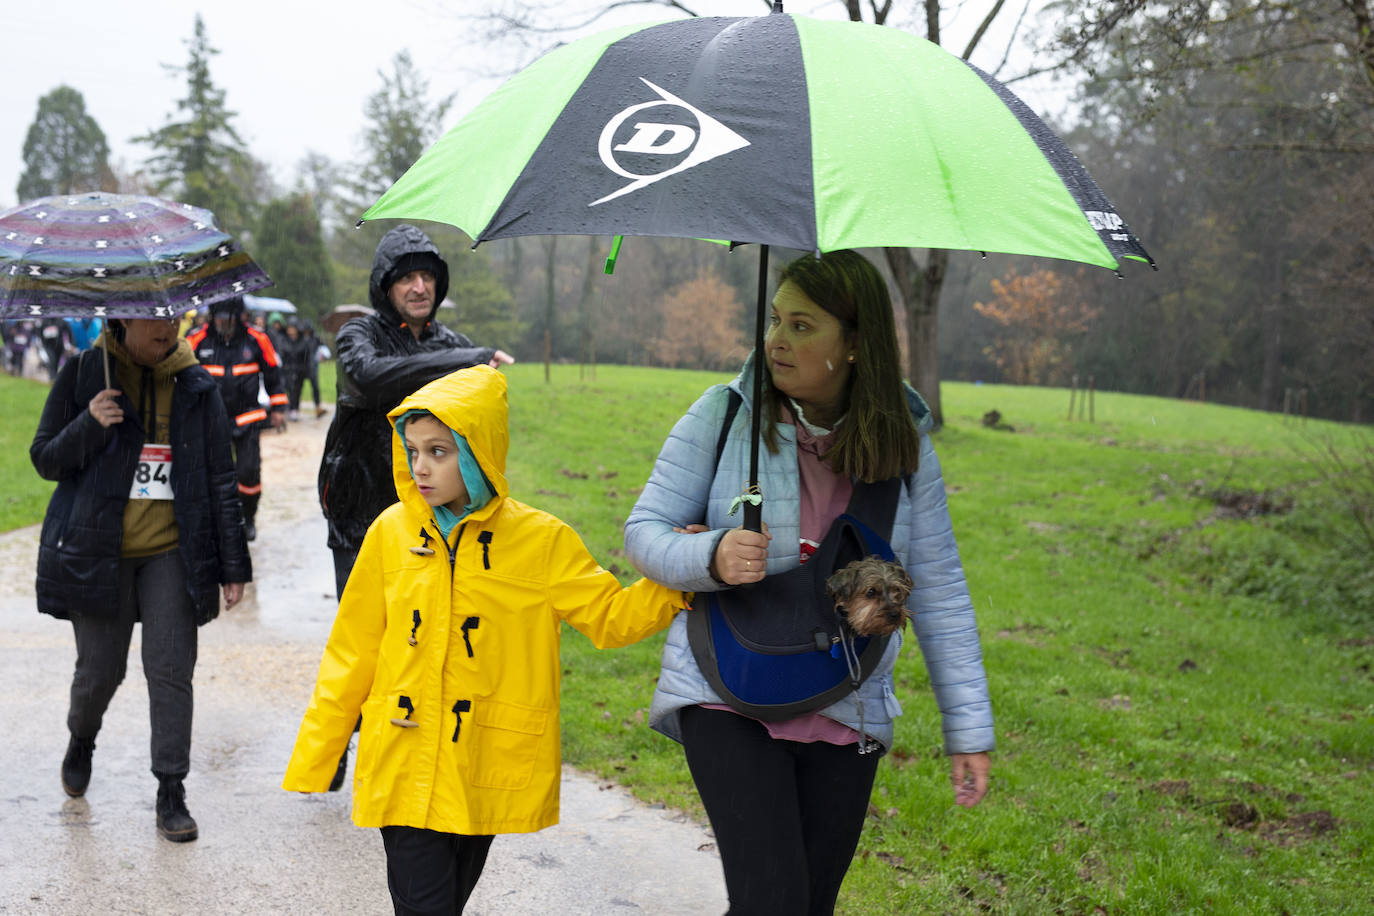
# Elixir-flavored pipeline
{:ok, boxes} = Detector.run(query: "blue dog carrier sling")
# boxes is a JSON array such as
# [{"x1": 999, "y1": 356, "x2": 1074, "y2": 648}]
[{"x1": 686, "y1": 391, "x2": 902, "y2": 721}]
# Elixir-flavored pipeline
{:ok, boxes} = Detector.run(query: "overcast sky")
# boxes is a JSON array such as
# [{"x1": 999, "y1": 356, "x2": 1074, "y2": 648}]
[{"x1": 2, "y1": 1, "x2": 1061, "y2": 213}]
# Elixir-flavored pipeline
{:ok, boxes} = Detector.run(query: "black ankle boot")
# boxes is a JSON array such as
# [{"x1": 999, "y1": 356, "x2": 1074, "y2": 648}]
[
  {"x1": 61, "y1": 736, "x2": 96, "y2": 797},
  {"x1": 155, "y1": 774, "x2": 199, "y2": 842}
]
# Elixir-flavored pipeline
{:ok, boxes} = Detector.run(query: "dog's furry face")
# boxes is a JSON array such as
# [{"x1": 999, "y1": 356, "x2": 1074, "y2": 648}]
[{"x1": 825, "y1": 556, "x2": 914, "y2": 637}]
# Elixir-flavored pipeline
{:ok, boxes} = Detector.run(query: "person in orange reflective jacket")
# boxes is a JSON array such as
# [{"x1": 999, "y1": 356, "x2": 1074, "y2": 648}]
[
  {"x1": 187, "y1": 297, "x2": 286, "y2": 541},
  {"x1": 283, "y1": 366, "x2": 687, "y2": 913}
]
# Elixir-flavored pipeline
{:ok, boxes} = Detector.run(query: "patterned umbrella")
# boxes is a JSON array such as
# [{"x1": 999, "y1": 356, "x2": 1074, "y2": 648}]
[{"x1": 0, "y1": 192, "x2": 272, "y2": 320}]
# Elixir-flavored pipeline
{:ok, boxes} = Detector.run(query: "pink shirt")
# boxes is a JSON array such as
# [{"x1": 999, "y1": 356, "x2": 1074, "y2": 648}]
[{"x1": 704, "y1": 401, "x2": 863, "y2": 746}]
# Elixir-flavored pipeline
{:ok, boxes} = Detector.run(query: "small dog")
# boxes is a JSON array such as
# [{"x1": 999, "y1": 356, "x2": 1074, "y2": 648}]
[{"x1": 825, "y1": 556, "x2": 914, "y2": 637}]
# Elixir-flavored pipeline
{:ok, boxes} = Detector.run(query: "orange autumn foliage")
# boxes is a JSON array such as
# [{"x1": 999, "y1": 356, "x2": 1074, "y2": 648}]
[
  {"x1": 651, "y1": 268, "x2": 747, "y2": 370},
  {"x1": 972, "y1": 268, "x2": 1101, "y2": 385}
]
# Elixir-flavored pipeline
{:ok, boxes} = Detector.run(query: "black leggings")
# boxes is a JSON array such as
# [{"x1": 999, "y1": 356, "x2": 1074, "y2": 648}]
[
  {"x1": 679, "y1": 705, "x2": 880, "y2": 916},
  {"x1": 380, "y1": 826, "x2": 494, "y2": 915}
]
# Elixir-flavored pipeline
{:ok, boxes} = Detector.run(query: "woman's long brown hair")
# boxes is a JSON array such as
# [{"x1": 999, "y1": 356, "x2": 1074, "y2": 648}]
[{"x1": 759, "y1": 250, "x2": 921, "y2": 482}]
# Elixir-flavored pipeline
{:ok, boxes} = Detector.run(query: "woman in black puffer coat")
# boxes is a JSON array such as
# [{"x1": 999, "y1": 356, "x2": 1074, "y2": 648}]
[{"x1": 31, "y1": 317, "x2": 251, "y2": 844}]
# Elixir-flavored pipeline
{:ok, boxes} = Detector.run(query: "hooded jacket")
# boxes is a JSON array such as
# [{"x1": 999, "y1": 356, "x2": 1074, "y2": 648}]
[
  {"x1": 285, "y1": 366, "x2": 686, "y2": 834},
  {"x1": 30, "y1": 334, "x2": 251, "y2": 624},
  {"x1": 624, "y1": 358, "x2": 994, "y2": 756},
  {"x1": 317, "y1": 225, "x2": 497, "y2": 552}
]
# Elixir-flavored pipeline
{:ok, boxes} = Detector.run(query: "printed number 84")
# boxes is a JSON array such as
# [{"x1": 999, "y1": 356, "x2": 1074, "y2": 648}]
[{"x1": 136, "y1": 462, "x2": 169, "y2": 485}]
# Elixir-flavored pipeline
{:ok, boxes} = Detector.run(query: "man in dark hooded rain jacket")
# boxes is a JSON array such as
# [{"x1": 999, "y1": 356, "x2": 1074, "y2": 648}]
[{"x1": 318, "y1": 224, "x2": 513, "y2": 597}]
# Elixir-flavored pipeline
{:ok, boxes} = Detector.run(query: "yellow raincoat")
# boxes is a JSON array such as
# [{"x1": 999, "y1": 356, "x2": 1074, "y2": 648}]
[{"x1": 283, "y1": 366, "x2": 685, "y2": 834}]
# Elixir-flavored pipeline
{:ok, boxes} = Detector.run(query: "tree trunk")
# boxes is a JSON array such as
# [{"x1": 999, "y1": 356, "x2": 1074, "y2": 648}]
[
  {"x1": 1260, "y1": 148, "x2": 1286, "y2": 411},
  {"x1": 1260, "y1": 254, "x2": 1283, "y2": 411},
  {"x1": 577, "y1": 238, "x2": 603, "y2": 379},
  {"x1": 885, "y1": 247, "x2": 947, "y2": 428},
  {"x1": 542, "y1": 236, "x2": 557, "y2": 383}
]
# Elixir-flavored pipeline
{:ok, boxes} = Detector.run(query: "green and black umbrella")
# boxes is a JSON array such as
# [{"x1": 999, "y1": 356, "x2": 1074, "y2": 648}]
[{"x1": 363, "y1": 6, "x2": 1154, "y2": 525}]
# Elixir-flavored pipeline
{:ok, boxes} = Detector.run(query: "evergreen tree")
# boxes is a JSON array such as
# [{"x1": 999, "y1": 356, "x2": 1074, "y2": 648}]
[
  {"x1": 17, "y1": 85, "x2": 115, "y2": 202},
  {"x1": 294, "y1": 150, "x2": 340, "y2": 240},
  {"x1": 133, "y1": 15, "x2": 263, "y2": 237},
  {"x1": 253, "y1": 194, "x2": 336, "y2": 323},
  {"x1": 332, "y1": 51, "x2": 456, "y2": 270},
  {"x1": 442, "y1": 248, "x2": 526, "y2": 352},
  {"x1": 358, "y1": 50, "x2": 454, "y2": 198}
]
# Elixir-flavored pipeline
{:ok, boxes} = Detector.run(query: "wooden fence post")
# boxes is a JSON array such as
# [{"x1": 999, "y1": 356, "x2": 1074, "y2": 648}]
[
  {"x1": 1068, "y1": 374, "x2": 1078, "y2": 421},
  {"x1": 1089, "y1": 375, "x2": 1096, "y2": 423}
]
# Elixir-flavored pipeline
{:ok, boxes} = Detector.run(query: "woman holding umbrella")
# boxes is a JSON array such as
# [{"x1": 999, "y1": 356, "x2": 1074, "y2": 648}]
[
  {"x1": 624, "y1": 250, "x2": 994, "y2": 913},
  {"x1": 30, "y1": 315, "x2": 251, "y2": 843}
]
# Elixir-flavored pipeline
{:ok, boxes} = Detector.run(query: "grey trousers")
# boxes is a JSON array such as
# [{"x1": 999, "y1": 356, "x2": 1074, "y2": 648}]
[{"x1": 68, "y1": 550, "x2": 199, "y2": 778}]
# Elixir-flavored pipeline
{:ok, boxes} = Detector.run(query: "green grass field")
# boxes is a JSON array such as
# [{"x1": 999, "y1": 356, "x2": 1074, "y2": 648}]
[{"x1": 6, "y1": 362, "x2": 1371, "y2": 914}]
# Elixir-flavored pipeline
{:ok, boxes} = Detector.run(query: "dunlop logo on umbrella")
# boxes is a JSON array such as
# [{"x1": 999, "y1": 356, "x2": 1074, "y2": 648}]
[
  {"x1": 592, "y1": 78, "x2": 750, "y2": 207},
  {"x1": 1086, "y1": 210, "x2": 1125, "y2": 232}
]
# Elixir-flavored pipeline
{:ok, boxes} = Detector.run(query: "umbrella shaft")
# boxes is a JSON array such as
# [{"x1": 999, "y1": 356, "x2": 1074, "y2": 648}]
[{"x1": 744, "y1": 245, "x2": 769, "y2": 533}]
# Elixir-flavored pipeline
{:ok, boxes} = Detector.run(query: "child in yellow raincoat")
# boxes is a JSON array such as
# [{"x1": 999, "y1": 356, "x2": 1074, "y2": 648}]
[{"x1": 284, "y1": 365, "x2": 687, "y2": 913}]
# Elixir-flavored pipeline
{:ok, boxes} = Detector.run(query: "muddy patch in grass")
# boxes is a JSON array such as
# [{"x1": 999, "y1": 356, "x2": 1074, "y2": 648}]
[
  {"x1": 1257, "y1": 810, "x2": 1338, "y2": 845},
  {"x1": 1138, "y1": 484, "x2": 1296, "y2": 559},
  {"x1": 996, "y1": 623, "x2": 1053, "y2": 646},
  {"x1": 1148, "y1": 779, "x2": 1338, "y2": 846},
  {"x1": 1204, "y1": 486, "x2": 1294, "y2": 520}
]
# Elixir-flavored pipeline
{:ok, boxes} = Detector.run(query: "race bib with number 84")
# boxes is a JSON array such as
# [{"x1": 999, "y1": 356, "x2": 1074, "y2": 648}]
[{"x1": 130, "y1": 445, "x2": 174, "y2": 500}]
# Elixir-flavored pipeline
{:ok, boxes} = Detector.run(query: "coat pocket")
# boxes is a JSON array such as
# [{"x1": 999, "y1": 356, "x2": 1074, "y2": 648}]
[
  {"x1": 356, "y1": 693, "x2": 418, "y2": 796},
  {"x1": 467, "y1": 698, "x2": 548, "y2": 791}
]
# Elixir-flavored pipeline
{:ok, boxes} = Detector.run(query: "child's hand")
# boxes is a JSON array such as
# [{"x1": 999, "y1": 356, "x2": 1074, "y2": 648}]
[{"x1": 672, "y1": 524, "x2": 710, "y2": 534}]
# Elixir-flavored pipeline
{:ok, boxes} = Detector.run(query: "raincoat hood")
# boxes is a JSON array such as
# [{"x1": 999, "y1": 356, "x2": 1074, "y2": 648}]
[
  {"x1": 368, "y1": 224, "x2": 451, "y2": 324},
  {"x1": 96, "y1": 330, "x2": 198, "y2": 380},
  {"x1": 388, "y1": 366, "x2": 508, "y2": 532}
]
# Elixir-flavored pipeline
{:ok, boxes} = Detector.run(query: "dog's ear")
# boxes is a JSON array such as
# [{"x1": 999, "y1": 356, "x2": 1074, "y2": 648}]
[
  {"x1": 894, "y1": 564, "x2": 913, "y2": 593},
  {"x1": 826, "y1": 564, "x2": 859, "y2": 601},
  {"x1": 886, "y1": 563, "x2": 914, "y2": 605}
]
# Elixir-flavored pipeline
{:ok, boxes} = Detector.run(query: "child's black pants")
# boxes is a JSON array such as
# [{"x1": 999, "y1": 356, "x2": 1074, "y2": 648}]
[{"x1": 380, "y1": 826, "x2": 494, "y2": 915}]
